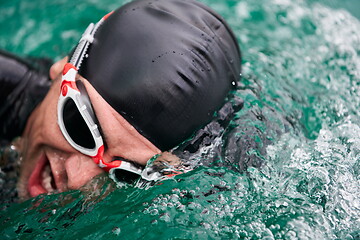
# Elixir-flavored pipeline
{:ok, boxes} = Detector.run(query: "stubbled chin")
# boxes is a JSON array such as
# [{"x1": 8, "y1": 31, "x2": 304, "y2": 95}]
[
  {"x1": 17, "y1": 177, "x2": 30, "y2": 201},
  {"x1": 17, "y1": 156, "x2": 34, "y2": 201}
]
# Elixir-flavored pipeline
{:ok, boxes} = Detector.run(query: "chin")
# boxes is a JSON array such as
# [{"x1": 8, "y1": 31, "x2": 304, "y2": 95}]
[{"x1": 17, "y1": 176, "x2": 30, "y2": 201}]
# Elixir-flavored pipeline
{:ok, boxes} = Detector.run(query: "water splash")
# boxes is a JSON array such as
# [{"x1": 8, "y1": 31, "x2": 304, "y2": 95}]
[{"x1": 1, "y1": 0, "x2": 360, "y2": 239}]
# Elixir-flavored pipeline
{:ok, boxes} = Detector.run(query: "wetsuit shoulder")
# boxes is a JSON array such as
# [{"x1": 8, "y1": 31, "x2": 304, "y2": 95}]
[{"x1": 0, "y1": 50, "x2": 52, "y2": 143}]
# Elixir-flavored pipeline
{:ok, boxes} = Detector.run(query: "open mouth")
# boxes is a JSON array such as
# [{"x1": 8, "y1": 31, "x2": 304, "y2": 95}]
[{"x1": 27, "y1": 154, "x2": 58, "y2": 198}]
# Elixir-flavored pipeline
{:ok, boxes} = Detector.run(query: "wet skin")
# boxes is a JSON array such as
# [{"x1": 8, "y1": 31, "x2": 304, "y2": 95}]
[{"x1": 17, "y1": 57, "x2": 161, "y2": 200}]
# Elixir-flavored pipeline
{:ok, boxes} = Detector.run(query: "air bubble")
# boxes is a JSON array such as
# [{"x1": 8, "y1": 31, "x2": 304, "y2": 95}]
[
  {"x1": 201, "y1": 208, "x2": 209, "y2": 214},
  {"x1": 149, "y1": 209, "x2": 159, "y2": 215},
  {"x1": 159, "y1": 213, "x2": 171, "y2": 222},
  {"x1": 201, "y1": 222, "x2": 211, "y2": 229},
  {"x1": 112, "y1": 227, "x2": 121, "y2": 235}
]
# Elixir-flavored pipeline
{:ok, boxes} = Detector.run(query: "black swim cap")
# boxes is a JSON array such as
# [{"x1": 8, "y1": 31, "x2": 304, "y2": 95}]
[{"x1": 79, "y1": 0, "x2": 241, "y2": 151}]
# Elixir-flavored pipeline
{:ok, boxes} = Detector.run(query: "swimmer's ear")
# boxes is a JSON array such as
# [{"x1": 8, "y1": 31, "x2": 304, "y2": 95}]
[{"x1": 49, "y1": 56, "x2": 68, "y2": 80}]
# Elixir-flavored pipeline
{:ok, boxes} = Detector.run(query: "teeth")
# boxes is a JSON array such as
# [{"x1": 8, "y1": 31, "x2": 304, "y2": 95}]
[{"x1": 42, "y1": 164, "x2": 55, "y2": 193}]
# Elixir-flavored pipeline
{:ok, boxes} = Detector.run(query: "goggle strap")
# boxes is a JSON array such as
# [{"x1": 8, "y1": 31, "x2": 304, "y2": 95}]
[
  {"x1": 79, "y1": 23, "x2": 95, "y2": 43},
  {"x1": 62, "y1": 64, "x2": 77, "y2": 80},
  {"x1": 70, "y1": 12, "x2": 110, "y2": 69}
]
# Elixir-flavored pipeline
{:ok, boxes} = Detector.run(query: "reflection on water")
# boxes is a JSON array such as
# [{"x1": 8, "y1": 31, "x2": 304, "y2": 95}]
[{"x1": 1, "y1": 0, "x2": 360, "y2": 239}]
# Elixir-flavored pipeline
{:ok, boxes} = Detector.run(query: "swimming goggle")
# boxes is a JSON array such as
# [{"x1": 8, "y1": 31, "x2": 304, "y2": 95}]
[
  {"x1": 57, "y1": 12, "x2": 145, "y2": 184},
  {"x1": 57, "y1": 12, "x2": 185, "y2": 185}
]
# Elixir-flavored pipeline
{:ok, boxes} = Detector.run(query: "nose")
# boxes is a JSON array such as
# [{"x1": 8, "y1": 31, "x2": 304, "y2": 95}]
[{"x1": 64, "y1": 153, "x2": 103, "y2": 189}]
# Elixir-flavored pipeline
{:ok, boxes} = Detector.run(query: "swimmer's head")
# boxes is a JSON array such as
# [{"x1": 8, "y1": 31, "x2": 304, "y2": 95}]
[{"x1": 79, "y1": 0, "x2": 241, "y2": 150}]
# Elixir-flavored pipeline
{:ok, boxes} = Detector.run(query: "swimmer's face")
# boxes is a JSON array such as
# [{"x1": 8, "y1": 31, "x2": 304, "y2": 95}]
[{"x1": 17, "y1": 57, "x2": 160, "y2": 200}]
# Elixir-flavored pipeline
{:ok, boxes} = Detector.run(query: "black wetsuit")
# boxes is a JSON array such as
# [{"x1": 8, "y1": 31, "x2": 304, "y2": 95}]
[
  {"x1": 0, "y1": 50, "x2": 52, "y2": 205},
  {"x1": 0, "y1": 50, "x2": 52, "y2": 143}
]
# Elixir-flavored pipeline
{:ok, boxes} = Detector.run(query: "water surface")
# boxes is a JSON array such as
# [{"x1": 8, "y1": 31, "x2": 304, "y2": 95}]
[{"x1": 0, "y1": 0, "x2": 359, "y2": 239}]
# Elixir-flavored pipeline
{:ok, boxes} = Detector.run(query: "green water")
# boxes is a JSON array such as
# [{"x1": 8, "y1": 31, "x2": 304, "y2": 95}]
[{"x1": 1, "y1": 0, "x2": 360, "y2": 239}]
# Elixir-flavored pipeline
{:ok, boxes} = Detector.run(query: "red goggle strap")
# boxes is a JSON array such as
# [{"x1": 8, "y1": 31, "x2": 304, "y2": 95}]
[{"x1": 61, "y1": 63, "x2": 78, "y2": 96}]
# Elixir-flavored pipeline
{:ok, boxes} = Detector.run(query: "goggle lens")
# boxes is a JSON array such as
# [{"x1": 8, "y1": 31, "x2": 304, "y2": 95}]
[
  {"x1": 112, "y1": 169, "x2": 141, "y2": 184},
  {"x1": 63, "y1": 98, "x2": 96, "y2": 149}
]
